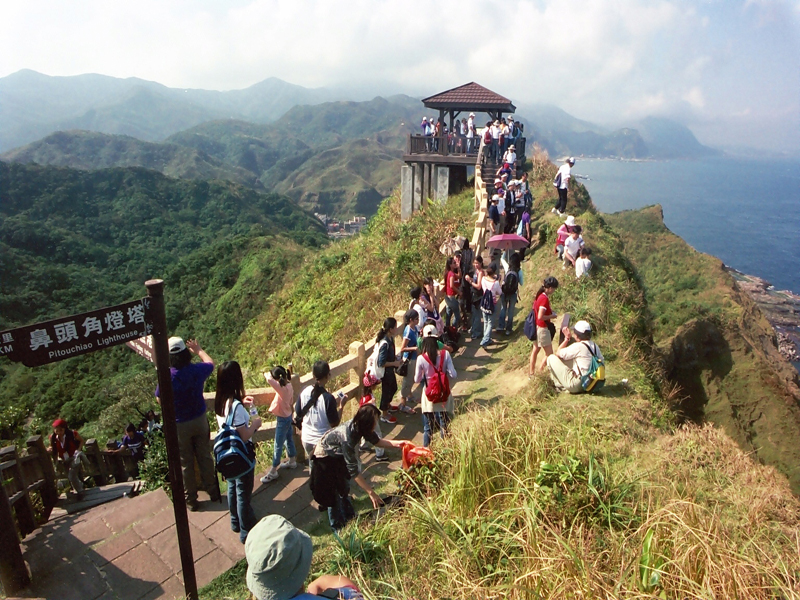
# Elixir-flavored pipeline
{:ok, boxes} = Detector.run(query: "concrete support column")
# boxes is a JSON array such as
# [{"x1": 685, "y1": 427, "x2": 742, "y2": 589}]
[
  {"x1": 413, "y1": 163, "x2": 423, "y2": 212},
  {"x1": 435, "y1": 166, "x2": 450, "y2": 205},
  {"x1": 425, "y1": 163, "x2": 433, "y2": 203},
  {"x1": 401, "y1": 165, "x2": 413, "y2": 221}
]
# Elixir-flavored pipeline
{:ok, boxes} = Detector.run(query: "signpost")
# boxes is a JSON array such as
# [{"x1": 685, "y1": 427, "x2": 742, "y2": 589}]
[{"x1": 0, "y1": 281, "x2": 199, "y2": 600}]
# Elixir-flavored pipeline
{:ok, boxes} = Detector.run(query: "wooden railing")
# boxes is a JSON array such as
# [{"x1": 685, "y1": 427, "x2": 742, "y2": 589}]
[
  {"x1": 407, "y1": 134, "x2": 482, "y2": 157},
  {"x1": 0, "y1": 436, "x2": 59, "y2": 592}
]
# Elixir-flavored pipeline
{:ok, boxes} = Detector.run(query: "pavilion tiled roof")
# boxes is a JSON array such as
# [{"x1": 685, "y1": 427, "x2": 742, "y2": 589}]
[{"x1": 422, "y1": 82, "x2": 515, "y2": 112}]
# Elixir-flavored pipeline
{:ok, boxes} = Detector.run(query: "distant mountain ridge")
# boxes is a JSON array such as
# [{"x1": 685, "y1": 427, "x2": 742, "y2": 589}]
[{"x1": 1, "y1": 70, "x2": 720, "y2": 216}]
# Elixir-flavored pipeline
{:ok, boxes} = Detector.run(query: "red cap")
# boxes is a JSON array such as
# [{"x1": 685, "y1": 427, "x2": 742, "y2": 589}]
[{"x1": 52, "y1": 418, "x2": 67, "y2": 428}]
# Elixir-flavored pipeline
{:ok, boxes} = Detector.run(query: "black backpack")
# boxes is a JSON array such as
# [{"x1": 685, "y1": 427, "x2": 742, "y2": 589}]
[
  {"x1": 502, "y1": 271, "x2": 519, "y2": 297},
  {"x1": 480, "y1": 287, "x2": 495, "y2": 313}
]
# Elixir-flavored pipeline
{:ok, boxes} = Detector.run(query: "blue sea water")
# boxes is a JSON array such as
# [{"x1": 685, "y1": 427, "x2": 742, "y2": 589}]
[{"x1": 574, "y1": 156, "x2": 800, "y2": 294}]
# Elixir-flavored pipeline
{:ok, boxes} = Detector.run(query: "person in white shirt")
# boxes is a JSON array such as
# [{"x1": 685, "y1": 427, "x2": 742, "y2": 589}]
[
  {"x1": 562, "y1": 225, "x2": 585, "y2": 270},
  {"x1": 552, "y1": 157, "x2": 575, "y2": 216},
  {"x1": 467, "y1": 113, "x2": 476, "y2": 152},
  {"x1": 415, "y1": 324, "x2": 458, "y2": 447},
  {"x1": 296, "y1": 360, "x2": 343, "y2": 460},
  {"x1": 546, "y1": 320, "x2": 604, "y2": 394},
  {"x1": 503, "y1": 145, "x2": 517, "y2": 166},
  {"x1": 575, "y1": 247, "x2": 593, "y2": 278},
  {"x1": 491, "y1": 120, "x2": 501, "y2": 162}
]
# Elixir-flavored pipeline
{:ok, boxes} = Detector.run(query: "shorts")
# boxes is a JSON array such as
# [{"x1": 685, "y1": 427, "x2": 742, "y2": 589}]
[{"x1": 536, "y1": 325, "x2": 552, "y2": 347}]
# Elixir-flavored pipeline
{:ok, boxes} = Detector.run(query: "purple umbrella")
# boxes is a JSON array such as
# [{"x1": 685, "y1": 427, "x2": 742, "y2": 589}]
[{"x1": 486, "y1": 233, "x2": 530, "y2": 251}]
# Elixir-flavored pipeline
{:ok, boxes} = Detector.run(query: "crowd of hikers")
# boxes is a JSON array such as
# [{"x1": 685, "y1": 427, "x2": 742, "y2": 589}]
[{"x1": 46, "y1": 157, "x2": 608, "y2": 599}]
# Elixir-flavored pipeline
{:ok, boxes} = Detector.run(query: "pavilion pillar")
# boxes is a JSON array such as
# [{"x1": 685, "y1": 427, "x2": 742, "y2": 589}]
[
  {"x1": 401, "y1": 165, "x2": 413, "y2": 221},
  {"x1": 435, "y1": 166, "x2": 450, "y2": 205},
  {"x1": 413, "y1": 163, "x2": 423, "y2": 211}
]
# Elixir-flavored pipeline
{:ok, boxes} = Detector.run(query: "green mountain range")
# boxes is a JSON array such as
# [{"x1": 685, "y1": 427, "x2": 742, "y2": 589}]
[{"x1": 0, "y1": 160, "x2": 327, "y2": 439}]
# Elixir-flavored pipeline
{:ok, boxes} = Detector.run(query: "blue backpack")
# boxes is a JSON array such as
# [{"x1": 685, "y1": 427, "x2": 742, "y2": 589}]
[{"x1": 213, "y1": 400, "x2": 255, "y2": 480}]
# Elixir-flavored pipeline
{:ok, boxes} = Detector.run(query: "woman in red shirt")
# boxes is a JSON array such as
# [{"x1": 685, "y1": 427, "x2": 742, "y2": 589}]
[
  {"x1": 443, "y1": 256, "x2": 461, "y2": 329},
  {"x1": 528, "y1": 277, "x2": 560, "y2": 375}
]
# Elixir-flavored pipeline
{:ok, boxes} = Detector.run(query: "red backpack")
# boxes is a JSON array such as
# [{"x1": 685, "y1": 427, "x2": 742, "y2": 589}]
[
  {"x1": 483, "y1": 129, "x2": 492, "y2": 145},
  {"x1": 422, "y1": 352, "x2": 451, "y2": 404}
]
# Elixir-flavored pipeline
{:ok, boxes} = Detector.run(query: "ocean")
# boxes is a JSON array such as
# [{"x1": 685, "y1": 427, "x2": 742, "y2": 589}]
[{"x1": 574, "y1": 156, "x2": 800, "y2": 294}]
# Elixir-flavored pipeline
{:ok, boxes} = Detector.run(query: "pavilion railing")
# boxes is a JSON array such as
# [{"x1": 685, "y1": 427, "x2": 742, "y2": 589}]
[{"x1": 408, "y1": 134, "x2": 525, "y2": 161}]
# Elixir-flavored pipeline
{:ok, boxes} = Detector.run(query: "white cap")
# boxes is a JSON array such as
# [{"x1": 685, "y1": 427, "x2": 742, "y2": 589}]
[
  {"x1": 168, "y1": 336, "x2": 186, "y2": 354},
  {"x1": 422, "y1": 324, "x2": 438, "y2": 338},
  {"x1": 469, "y1": 112, "x2": 475, "y2": 117},
  {"x1": 568, "y1": 157, "x2": 576, "y2": 164},
  {"x1": 574, "y1": 321, "x2": 591, "y2": 334}
]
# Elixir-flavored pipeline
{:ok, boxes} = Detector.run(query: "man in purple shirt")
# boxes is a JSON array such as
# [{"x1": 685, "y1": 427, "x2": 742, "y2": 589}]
[{"x1": 155, "y1": 336, "x2": 218, "y2": 510}]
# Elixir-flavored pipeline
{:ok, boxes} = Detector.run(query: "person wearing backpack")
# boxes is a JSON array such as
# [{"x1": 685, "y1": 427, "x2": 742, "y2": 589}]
[
  {"x1": 479, "y1": 266, "x2": 502, "y2": 349},
  {"x1": 528, "y1": 277, "x2": 560, "y2": 375},
  {"x1": 546, "y1": 320, "x2": 605, "y2": 394},
  {"x1": 296, "y1": 360, "x2": 343, "y2": 461},
  {"x1": 499, "y1": 253, "x2": 523, "y2": 336},
  {"x1": 261, "y1": 365, "x2": 298, "y2": 483},
  {"x1": 415, "y1": 325, "x2": 457, "y2": 447},
  {"x1": 214, "y1": 361, "x2": 262, "y2": 543}
]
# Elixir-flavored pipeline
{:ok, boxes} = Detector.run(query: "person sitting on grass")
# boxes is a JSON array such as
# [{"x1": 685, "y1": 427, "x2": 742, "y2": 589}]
[
  {"x1": 546, "y1": 320, "x2": 604, "y2": 394},
  {"x1": 245, "y1": 515, "x2": 365, "y2": 600},
  {"x1": 562, "y1": 225, "x2": 585, "y2": 270},
  {"x1": 310, "y1": 404, "x2": 411, "y2": 530},
  {"x1": 555, "y1": 215, "x2": 575, "y2": 260},
  {"x1": 575, "y1": 247, "x2": 593, "y2": 279}
]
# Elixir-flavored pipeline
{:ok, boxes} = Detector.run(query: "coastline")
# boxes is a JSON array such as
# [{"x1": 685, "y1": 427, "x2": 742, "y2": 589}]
[{"x1": 725, "y1": 266, "x2": 800, "y2": 366}]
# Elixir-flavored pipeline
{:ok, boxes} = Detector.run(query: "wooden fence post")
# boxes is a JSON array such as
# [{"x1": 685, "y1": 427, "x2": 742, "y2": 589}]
[
  {"x1": 83, "y1": 439, "x2": 107, "y2": 486},
  {"x1": 349, "y1": 341, "x2": 365, "y2": 397},
  {"x1": 0, "y1": 447, "x2": 37, "y2": 538},
  {"x1": 26, "y1": 436, "x2": 57, "y2": 519},
  {"x1": 0, "y1": 476, "x2": 30, "y2": 594}
]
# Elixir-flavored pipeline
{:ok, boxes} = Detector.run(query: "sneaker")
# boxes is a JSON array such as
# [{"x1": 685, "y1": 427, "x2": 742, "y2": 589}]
[
  {"x1": 375, "y1": 455, "x2": 390, "y2": 463},
  {"x1": 260, "y1": 470, "x2": 279, "y2": 483},
  {"x1": 279, "y1": 458, "x2": 297, "y2": 469},
  {"x1": 388, "y1": 405, "x2": 399, "y2": 412},
  {"x1": 380, "y1": 414, "x2": 398, "y2": 424},
  {"x1": 187, "y1": 499, "x2": 199, "y2": 512},
  {"x1": 504, "y1": 330, "x2": 512, "y2": 336},
  {"x1": 551, "y1": 207, "x2": 558, "y2": 214},
  {"x1": 562, "y1": 265, "x2": 566, "y2": 270}
]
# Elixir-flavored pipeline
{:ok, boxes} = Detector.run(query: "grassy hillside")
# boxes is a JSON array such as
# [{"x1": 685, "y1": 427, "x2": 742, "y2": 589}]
[
  {"x1": 201, "y1": 159, "x2": 800, "y2": 599},
  {"x1": 0, "y1": 161, "x2": 328, "y2": 443}
]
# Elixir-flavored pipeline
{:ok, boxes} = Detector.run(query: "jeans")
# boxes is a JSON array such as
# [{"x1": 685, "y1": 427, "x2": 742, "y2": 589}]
[
  {"x1": 499, "y1": 294, "x2": 517, "y2": 333},
  {"x1": 272, "y1": 416, "x2": 297, "y2": 468},
  {"x1": 481, "y1": 309, "x2": 495, "y2": 346},
  {"x1": 62, "y1": 453, "x2": 87, "y2": 493},
  {"x1": 444, "y1": 295, "x2": 460, "y2": 328},
  {"x1": 471, "y1": 306, "x2": 483, "y2": 339},
  {"x1": 423, "y1": 411, "x2": 451, "y2": 447},
  {"x1": 176, "y1": 413, "x2": 218, "y2": 503},
  {"x1": 328, "y1": 492, "x2": 356, "y2": 530},
  {"x1": 228, "y1": 468, "x2": 256, "y2": 543}
]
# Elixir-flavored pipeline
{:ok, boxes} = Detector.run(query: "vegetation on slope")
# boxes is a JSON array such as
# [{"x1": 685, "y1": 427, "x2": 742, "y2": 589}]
[
  {"x1": 201, "y1": 155, "x2": 799, "y2": 599},
  {"x1": 0, "y1": 161, "x2": 328, "y2": 443}
]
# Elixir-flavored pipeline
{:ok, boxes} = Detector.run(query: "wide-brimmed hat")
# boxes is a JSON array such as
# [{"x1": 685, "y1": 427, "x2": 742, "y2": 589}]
[
  {"x1": 245, "y1": 515, "x2": 313, "y2": 600},
  {"x1": 168, "y1": 336, "x2": 186, "y2": 354},
  {"x1": 509, "y1": 145, "x2": 515, "y2": 150},
  {"x1": 564, "y1": 215, "x2": 576, "y2": 227}
]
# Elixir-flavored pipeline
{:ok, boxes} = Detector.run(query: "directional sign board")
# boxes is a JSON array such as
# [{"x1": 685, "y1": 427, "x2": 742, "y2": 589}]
[
  {"x1": 126, "y1": 335, "x2": 155, "y2": 364},
  {"x1": 0, "y1": 298, "x2": 152, "y2": 367}
]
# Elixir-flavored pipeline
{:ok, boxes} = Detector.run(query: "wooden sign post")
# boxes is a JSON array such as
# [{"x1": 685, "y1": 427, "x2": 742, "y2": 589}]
[{"x1": 0, "y1": 280, "x2": 198, "y2": 600}]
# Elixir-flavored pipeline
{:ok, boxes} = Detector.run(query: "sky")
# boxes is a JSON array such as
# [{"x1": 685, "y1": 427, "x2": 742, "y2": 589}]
[{"x1": 1, "y1": 0, "x2": 799, "y2": 154}]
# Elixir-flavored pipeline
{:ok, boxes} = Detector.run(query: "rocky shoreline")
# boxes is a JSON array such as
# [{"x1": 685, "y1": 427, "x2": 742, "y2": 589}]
[{"x1": 726, "y1": 267, "x2": 800, "y2": 364}]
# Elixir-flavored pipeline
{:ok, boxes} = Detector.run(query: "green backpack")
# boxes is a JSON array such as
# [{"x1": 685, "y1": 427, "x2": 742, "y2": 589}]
[{"x1": 579, "y1": 342, "x2": 605, "y2": 392}]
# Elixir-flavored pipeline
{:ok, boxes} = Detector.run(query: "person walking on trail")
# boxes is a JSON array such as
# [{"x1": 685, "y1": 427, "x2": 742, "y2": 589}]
[
  {"x1": 444, "y1": 256, "x2": 461, "y2": 329},
  {"x1": 261, "y1": 365, "x2": 298, "y2": 483},
  {"x1": 295, "y1": 360, "x2": 343, "y2": 462},
  {"x1": 214, "y1": 361, "x2": 262, "y2": 544},
  {"x1": 50, "y1": 418, "x2": 89, "y2": 498},
  {"x1": 499, "y1": 253, "x2": 523, "y2": 336},
  {"x1": 479, "y1": 265, "x2": 502, "y2": 349},
  {"x1": 552, "y1": 157, "x2": 575, "y2": 216},
  {"x1": 416, "y1": 325, "x2": 457, "y2": 447},
  {"x1": 310, "y1": 404, "x2": 411, "y2": 530},
  {"x1": 245, "y1": 514, "x2": 365, "y2": 600},
  {"x1": 395, "y1": 309, "x2": 421, "y2": 414},
  {"x1": 546, "y1": 320, "x2": 604, "y2": 394},
  {"x1": 459, "y1": 239, "x2": 475, "y2": 332},
  {"x1": 374, "y1": 317, "x2": 404, "y2": 426},
  {"x1": 528, "y1": 277, "x2": 560, "y2": 376},
  {"x1": 155, "y1": 337, "x2": 219, "y2": 511}
]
